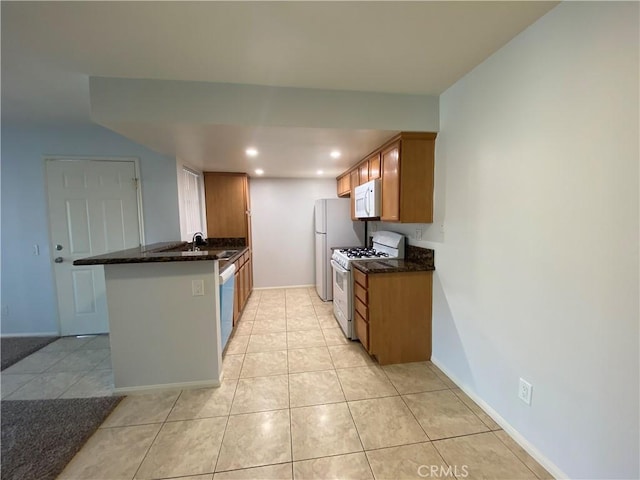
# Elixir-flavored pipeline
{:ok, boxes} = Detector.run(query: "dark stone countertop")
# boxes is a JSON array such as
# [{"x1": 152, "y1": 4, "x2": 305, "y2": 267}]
[
  {"x1": 73, "y1": 239, "x2": 248, "y2": 266},
  {"x1": 351, "y1": 245, "x2": 435, "y2": 274}
]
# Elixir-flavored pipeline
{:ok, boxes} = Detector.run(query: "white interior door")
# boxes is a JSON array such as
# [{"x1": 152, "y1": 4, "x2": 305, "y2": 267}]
[{"x1": 46, "y1": 159, "x2": 142, "y2": 335}]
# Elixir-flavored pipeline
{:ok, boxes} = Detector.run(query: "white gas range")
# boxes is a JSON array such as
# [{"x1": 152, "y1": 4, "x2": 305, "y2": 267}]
[{"x1": 330, "y1": 231, "x2": 405, "y2": 339}]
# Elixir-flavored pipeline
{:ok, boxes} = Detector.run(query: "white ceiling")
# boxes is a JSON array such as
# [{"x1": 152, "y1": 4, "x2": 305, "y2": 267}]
[{"x1": 1, "y1": 1, "x2": 558, "y2": 177}]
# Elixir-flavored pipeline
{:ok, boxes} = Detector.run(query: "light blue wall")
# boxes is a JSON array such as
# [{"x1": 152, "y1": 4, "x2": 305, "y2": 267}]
[{"x1": 1, "y1": 123, "x2": 180, "y2": 335}]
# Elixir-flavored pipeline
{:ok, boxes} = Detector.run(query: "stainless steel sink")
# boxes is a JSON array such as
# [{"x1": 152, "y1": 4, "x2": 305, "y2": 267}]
[{"x1": 155, "y1": 244, "x2": 240, "y2": 258}]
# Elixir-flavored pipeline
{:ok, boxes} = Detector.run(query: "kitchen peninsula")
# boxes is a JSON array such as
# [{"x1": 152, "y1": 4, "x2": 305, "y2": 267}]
[{"x1": 74, "y1": 240, "x2": 248, "y2": 394}]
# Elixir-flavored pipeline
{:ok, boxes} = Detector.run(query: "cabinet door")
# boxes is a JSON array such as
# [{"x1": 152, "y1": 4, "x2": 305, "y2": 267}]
[
  {"x1": 350, "y1": 169, "x2": 360, "y2": 221},
  {"x1": 204, "y1": 173, "x2": 248, "y2": 238},
  {"x1": 247, "y1": 252, "x2": 253, "y2": 294},
  {"x1": 358, "y1": 161, "x2": 369, "y2": 185},
  {"x1": 381, "y1": 142, "x2": 400, "y2": 222},
  {"x1": 368, "y1": 153, "x2": 381, "y2": 180},
  {"x1": 337, "y1": 174, "x2": 350, "y2": 197},
  {"x1": 242, "y1": 262, "x2": 249, "y2": 306},
  {"x1": 233, "y1": 265, "x2": 241, "y2": 325},
  {"x1": 354, "y1": 312, "x2": 369, "y2": 351}
]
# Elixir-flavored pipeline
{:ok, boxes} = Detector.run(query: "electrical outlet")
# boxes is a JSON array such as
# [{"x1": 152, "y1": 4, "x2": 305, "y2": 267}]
[
  {"x1": 192, "y1": 279, "x2": 204, "y2": 296},
  {"x1": 415, "y1": 229, "x2": 423, "y2": 240},
  {"x1": 33, "y1": 244, "x2": 40, "y2": 256},
  {"x1": 518, "y1": 378, "x2": 532, "y2": 405}
]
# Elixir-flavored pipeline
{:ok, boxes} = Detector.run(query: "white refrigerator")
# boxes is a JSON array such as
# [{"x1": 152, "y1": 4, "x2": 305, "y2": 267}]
[{"x1": 315, "y1": 198, "x2": 364, "y2": 301}]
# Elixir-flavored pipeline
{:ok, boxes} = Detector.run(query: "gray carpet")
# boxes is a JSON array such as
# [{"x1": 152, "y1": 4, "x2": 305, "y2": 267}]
[
  {"x1": 1, "y1": 336, "x2": 59, "y2": 370},
  {"x1": 1, "y1": 396, "x2": 123, "y2": 480}
]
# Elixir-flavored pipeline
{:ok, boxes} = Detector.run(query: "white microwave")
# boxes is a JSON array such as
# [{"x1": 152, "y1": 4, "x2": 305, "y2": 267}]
[{"x1": 354, "y1": 178, "x2": 381, "y2": 219}]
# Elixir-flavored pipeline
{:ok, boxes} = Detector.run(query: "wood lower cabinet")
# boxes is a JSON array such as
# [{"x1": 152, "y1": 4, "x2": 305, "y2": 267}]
[
  {"x1": 204, "y1": 172, "x2": 251, "y2": 242},
  {"x1": 232, "y1": 249, "x2": 252, "y2": 325},
  {"x1": 352, "y1": 267, "x2": 432, "y2": 365}
]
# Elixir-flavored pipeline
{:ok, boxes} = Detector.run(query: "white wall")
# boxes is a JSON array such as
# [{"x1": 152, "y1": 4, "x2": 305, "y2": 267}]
[
  {"x1": 250, "y1": 178, "x2": 337, "y2": 288},
  {"x1": 425, "y1": 3, "x2": 638, "y2": 479},
  {"x1": 1, "y1": 123, "x2": 181, "y2": 335},
  {"x1": 91, "y1": 78, "x2": 439, "y2": 132}
]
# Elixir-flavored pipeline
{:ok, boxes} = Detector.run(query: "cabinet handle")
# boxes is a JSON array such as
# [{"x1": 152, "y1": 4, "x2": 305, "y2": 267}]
[{"x1": 54, "y1": 257, "x2": 64, "y2": 263}]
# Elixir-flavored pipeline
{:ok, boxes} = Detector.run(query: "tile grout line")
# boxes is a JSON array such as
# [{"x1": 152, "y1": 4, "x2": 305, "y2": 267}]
[
  {"x1": 284, "y1": 291, "x2": 295, "y2": 471},
  {"x1": 212, "y1": 372, "x2": 240, "y2": 475},
  {"x1": 130, "y1": 392, "x2": 181, "y2": 480},
  {"x1": 489, "y1": 430, "x2": 546, "y2": 480}
]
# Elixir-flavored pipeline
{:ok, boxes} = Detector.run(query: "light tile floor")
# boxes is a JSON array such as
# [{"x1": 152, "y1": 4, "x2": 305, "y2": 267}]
[
  {"x1": 2, "y1": 288, "x2": 554, "y2": 479},
  {"x1": 1, "y1": 334, "x2": 112, "y2": 400}
]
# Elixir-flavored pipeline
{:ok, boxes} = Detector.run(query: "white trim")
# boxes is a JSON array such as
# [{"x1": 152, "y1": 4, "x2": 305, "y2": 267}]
[
  {"x1": 0, "y1": 332, "x2": 59, "y2": 338},
  {"x1": 113, "y1": 378, "x2": 221, "y2": 395},
  {"x1": 430, "y1": 355, "x2": 568, "y2": 480},
  {"x1": 253, "y1": 284, "x2": 315, "y2": 290}
]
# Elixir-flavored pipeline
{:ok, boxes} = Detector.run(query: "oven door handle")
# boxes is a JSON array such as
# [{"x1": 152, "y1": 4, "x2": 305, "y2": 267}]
[{"x1": 330, "y1": 259, "x2": 349, "y2": 274}]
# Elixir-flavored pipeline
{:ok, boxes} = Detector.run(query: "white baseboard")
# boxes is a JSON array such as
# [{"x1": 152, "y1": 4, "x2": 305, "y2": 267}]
[
  {"x1": 430, "y1": 356, "x2": 568, "y2": 480},
  {"x1": 253, "y1": 284, "x2": 315, "y2": 290},
  {"x1": 1, "y1": 331, "x2": 59, "y2": 338},
  {"x1": 113, "y1": 378, "x2": 221, "y2": 395}
]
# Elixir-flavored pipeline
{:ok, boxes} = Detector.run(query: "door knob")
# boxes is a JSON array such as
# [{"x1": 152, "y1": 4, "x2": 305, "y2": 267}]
[
  {"x1": 54, "y1": 257, "x2": 63, "y2": 263},
  {"x1": 55, "y1": 244, "x2": 63, "y2": 251}
]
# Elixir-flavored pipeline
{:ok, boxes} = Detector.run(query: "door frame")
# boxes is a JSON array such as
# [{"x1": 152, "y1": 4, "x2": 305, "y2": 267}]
[{"x1": 43, "y1": 156, "x2": 146, "y2": 334}]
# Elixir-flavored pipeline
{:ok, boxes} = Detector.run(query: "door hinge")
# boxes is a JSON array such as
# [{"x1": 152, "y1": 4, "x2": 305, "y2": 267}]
[{"x1": 133, "y1": 178, "x2": 139, "y2": 189}]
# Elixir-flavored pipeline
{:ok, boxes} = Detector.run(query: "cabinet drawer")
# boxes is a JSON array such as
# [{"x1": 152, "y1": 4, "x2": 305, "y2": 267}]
[
  {"x1": 354, "y1": 311, "x2": 369, "y2": 351},
  {"x1": 353, "y1": 268, "x2": 367, "y2": 288},
  {"x1": 354, "y1": 296, "x2": 368, "y2": 321},
  {"x1": 354, "y1": 281, "x2": 367, "y2": 304}
]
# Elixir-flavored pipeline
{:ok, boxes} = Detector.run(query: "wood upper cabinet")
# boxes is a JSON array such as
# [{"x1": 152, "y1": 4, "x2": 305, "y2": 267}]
[
  {"x1": 381, "y1": 133, "x2": 436, "y2": 223},
  {"x1": 336, "y1": 132, "x2": 436, "y2": 223},
  {"x1": 381, "y1": 142, "x2": 401, "y2": 222},
  {"x1": 350, "y1": 169, "x2": 360, "y2": 221},
  {"x1": 358, "y1": 160, "x2": 369, "y2": 185},
  {"x1": 353, "y1": 267, "x2": 432, "y2": 365},
  {"x1": 204, "y1": 172, "x2": 250, "y2": 242},
  {"x1": 368, "y1": 153, "x2": 381, "y2": 180},
  {"x1": 337, "y1": 173, "x2": 351, "y2": 198},
  {"x1": 336, "y1": 155, "x2": 378, "y2": 196}
]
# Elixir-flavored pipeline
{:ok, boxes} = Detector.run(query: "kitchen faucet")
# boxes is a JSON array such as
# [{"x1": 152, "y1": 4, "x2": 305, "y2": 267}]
[{"x1": 191, "y1": 232, "x2": 205, "y2": 251}]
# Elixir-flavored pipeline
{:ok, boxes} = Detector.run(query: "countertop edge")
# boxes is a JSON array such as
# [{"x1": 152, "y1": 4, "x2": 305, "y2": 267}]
[
  {"x1": 73, "y1": 242, "x2": 249, "y2": 266},
  {"x1": 351, "y1": 259, "x2": 435, "y2": 274}
]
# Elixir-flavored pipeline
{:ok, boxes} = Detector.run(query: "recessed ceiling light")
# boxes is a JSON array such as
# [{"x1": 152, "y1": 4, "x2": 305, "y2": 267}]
[
  {"x1": 330, "y1": 150, "x2": 341, "y2": 159},
  {"x1": 254, "y1": 168, "x2": 264, "y2": 175},
  {"x1": 317, "y1": 170, "x2": 324, "y2": 175},
  {"x1": 246, "y1": 148, "x2": 259, "y2": 157}
]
